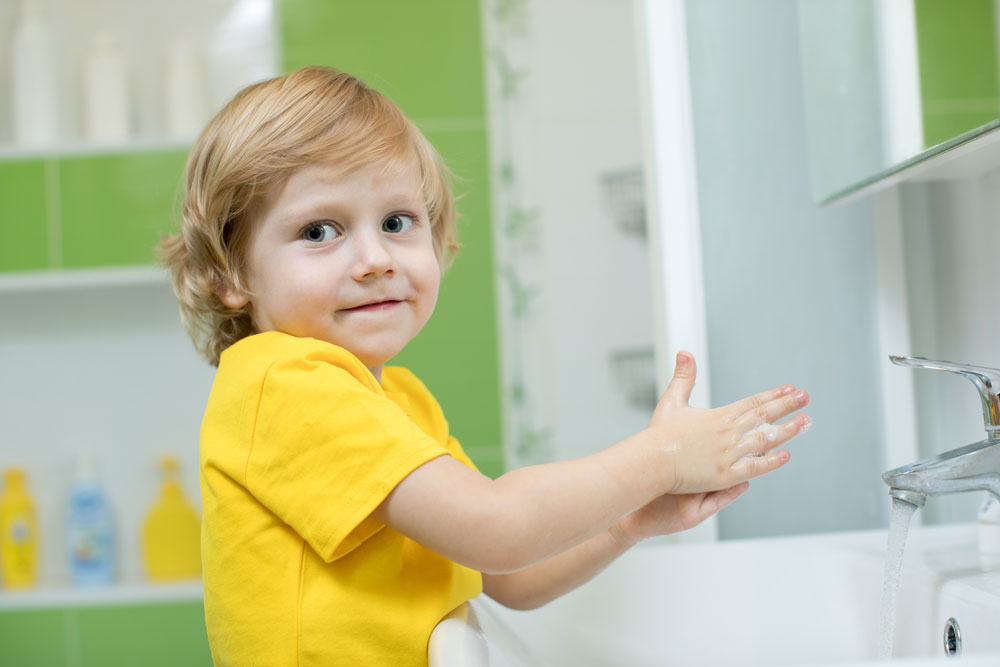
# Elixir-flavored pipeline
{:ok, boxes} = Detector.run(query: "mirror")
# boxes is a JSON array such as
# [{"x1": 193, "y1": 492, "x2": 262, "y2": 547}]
[{"x1": 798, "y1": 0, "x2": 1000, "y2": 203}]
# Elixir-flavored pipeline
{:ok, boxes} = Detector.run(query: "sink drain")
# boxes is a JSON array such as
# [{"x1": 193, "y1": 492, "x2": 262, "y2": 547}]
[{"x1": 943, "y1": 617, "x2": 961, "y2": 658}]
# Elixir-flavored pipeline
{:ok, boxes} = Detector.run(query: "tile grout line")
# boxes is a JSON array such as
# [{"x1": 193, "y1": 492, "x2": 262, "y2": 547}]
[
  {"x1": 44, "y1": 159, "x2": 63, "y2": 269},
  {"x1": 64, "y1": 609, "x2": 82, "y2": 667}
]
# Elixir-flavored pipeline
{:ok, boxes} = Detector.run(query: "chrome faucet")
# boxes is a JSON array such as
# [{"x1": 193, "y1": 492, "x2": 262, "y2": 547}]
[{"x1": 882, "y1": 356, "x2": 1000, "y2": 509}]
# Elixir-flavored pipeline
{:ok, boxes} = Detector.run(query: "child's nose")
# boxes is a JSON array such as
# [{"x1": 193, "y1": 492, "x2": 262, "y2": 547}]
[{"x1": 350, "y1": 229, "x2": 396, "y2": 279}]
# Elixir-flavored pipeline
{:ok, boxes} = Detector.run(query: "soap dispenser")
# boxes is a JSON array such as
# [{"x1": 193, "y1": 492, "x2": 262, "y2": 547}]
[
  {"x1": 67, "y1": 450, "x2": 115, "y2": 586},
  {"x1": 141, "y1": 456, "x2": 200, "y2": 581},
  {"x1": 0, "y1": 468, "x2": 39, "y2": 589},
  {"x1": 10, "y1": 0, "x2": 60, "y2": 146}
]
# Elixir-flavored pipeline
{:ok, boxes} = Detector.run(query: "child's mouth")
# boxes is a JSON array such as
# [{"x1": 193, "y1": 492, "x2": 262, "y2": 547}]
[{"x1": 343, "y1": 300, "x2": 402, "y2": 313}]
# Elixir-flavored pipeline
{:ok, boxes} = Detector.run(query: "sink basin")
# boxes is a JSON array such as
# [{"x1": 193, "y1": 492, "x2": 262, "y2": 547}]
[{"x1": 429, "y1": 523, "x2": 1000, "y2": 666}]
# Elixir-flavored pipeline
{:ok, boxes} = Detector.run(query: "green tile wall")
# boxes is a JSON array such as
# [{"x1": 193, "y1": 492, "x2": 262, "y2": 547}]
[
  {"x1": 280, "y1": 0, "x2": 504, "y2": 476},
  {"x1": 59, "y1": 152, "x2": 187, "y2": 268},
  {"x1": 0, "y1": 161, "x2": 49, "y2": 272},
  {"x1": 0, "y1": 151, "x2": 187, "y2": 272},
  {"x1": 915, "y1": 0, "x2": 1000, "y2": 146},
  {"x1": 281, "y1": 0, "x2": 486, "y2": 120},
  {"x1": 0, "y1": 602, "x2": 211, "y2": 667}
]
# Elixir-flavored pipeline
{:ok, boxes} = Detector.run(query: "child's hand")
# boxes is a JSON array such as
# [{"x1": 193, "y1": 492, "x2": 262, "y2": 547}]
[
  {"x1": 647, "y1": 351, "x2": 811, "y2": 494},
  {"x1": 615, "y1": 483, "x2": 749, "y2": 543}
]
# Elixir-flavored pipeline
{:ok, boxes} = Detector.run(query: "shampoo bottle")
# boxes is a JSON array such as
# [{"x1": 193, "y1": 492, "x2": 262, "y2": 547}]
[
  {"x1": 141, "y1": 456, "x2": 200, "y2": 581},
  {"x1": 67, "y1": 451, "x2": 115, "y2": 586},
  {"x1": 10, "y1": 0, "x2": 59, "y2": 146},
  {"x1": 164, "y1": 40, "x2": 207, "y2": 139},
  {"x1": 0, "y1": 468, "x2": 39, "y2": 589},
  {"x1": 83, "y1": 32, "x2": 131, "y2": 143}
]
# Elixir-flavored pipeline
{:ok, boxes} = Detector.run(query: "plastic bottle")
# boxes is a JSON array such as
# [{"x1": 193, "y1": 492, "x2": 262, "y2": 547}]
[
  {"x1": 165, "y1": 40, "x2": 207, "y2": 139},
  {"x1": 141, "y1": 456, "x2": 200, "y2": 581},
  {"x1": 82, "y1": 32, "x2": 131, "y2": 143},
  {"x1": 0, "y1": 468, "x2": 39, "y2": 589},
  {"x1": 67, "y1": 451, "x2": 115, "y2": 586},
  {"x1": 979, "y1": 494, "x2": 1000, "y2": 570},
  {"x1": 10, "y1": 0, "x2": 60, "y2": 146}
]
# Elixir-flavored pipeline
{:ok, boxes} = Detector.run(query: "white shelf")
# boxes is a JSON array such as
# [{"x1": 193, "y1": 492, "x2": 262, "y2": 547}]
[
  {"x1": 0, "y1": 266, "x2": 171, "y2": 294},
  {"x1": 0, "y1": 581, "x2": 202, "y2": 611},
  {"x1": 0, "y1": 137, "x2": 193, "y2": 162}
]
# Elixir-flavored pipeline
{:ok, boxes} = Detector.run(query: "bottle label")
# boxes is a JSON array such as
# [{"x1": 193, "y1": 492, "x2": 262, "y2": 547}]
[
  {"x1": 70, "y1": 527, "x2": 112, "y2": 568},
  {"x1": 9, "y1": 517, "x2": 30, "y2": 543}
]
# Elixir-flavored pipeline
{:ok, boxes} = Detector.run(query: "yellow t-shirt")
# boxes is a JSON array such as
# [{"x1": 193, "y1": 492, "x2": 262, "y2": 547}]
[{"x1": 200, "y1": 331, "x2": 483, "y2": 666}]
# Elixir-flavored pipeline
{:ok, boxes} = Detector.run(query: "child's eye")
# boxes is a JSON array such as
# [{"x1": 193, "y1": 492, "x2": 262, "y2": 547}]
[
  {"x1": 382, "y1": 214, "x2": 414, "y2": 234},
  {"x1": 302, "y1": 223, "x2": 338, "y2": 243}
]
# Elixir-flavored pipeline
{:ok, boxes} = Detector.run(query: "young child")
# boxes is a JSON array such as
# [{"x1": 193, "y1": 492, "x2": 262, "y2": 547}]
[{"x1": 161, "y1": 66, "x2": 811, "y2": 666}]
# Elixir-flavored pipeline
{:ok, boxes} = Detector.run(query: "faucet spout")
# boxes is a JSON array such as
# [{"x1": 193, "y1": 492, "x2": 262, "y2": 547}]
[
  {"x1": 882, "y1": 439, "x2": 1000, "y2": 503},
  {"x1": 887, "y1": 488, "x2": 926, "y2": 509}
]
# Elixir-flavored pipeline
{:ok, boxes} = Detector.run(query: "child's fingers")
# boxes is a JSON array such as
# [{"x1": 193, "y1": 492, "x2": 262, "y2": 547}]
[
  {"x1": 725, "y1": 384, "x2": 798, "y2": 420},
  {"x1": 662, "y1": 351, "x2": 697, "y2": 407},
  {"x1": 732, "y1": 389, "x2": 810, "y2": 435},
  {"x1": 736, "y1": 413, "x2": 812, "y2": 457},
  {"x1": 730, "y1": 448, "x2": 790, "y2": 481},
  {"x1": 704, "y1": 482, "x2": 749, "y2": 513}
]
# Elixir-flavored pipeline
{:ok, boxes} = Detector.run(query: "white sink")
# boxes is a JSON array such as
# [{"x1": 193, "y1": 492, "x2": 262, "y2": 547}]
[{"x1": 429, "y1": 523, "x2": 1000, "y2": 666}]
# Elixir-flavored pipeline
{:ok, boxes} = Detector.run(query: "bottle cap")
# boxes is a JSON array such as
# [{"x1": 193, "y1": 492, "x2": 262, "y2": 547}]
[{"x1": 3, "y1": 468, "x2": 27, "y2": 489}]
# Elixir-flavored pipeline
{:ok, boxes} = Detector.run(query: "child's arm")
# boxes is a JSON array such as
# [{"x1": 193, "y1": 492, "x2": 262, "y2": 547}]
[
  {"x1": 372, "y1": 351, "x2": 810, "y2": 575},
  {"x1": 480, "y1": 483, "x2": 748, "y2": 609}
]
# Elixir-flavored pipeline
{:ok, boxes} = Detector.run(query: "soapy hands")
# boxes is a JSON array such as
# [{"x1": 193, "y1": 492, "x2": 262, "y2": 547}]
[
  {"x1": 647, "y1": 351, "x2": 811, "y2": 496},
  {"x1": 613, "y1": 351, "x2": 810, "y2": 544}
]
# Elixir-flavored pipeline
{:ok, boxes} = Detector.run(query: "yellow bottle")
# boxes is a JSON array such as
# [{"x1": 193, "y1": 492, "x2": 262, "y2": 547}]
[
  {"x1": 1, "y1": 468, "x2": 38, "y2": 589},
  {"x1": 141, "y1": 456, "x2": 200, "y2": 581}
]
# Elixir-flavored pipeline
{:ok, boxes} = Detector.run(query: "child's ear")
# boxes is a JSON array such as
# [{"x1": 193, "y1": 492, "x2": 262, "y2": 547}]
[{"x1": 218, "y1": 282, "x2": 250, "y2": 310}]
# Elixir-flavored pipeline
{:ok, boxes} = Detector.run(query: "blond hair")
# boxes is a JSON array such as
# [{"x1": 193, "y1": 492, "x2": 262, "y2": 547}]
[{"x1": 160, "y1": 66, "x2": 459, "y2": 366}]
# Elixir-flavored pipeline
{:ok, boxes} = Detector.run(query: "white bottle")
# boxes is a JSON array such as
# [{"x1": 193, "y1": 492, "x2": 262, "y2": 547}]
[
  {"x1": 83, "y1": 33, "x2": 131, "y2": 143},
  {"x1": 10, "y1": 0, "x2": 60, "y2": 146},
  {"x1": 165, "y1": 40, "x2": 208, "y2": 139},
  {"x1": 979, "y1": 494, "x2": 1000, "y2": 570}
]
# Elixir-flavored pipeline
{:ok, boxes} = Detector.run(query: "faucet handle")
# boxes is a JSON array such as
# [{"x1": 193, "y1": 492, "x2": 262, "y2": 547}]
[{"x1": 890, "y1": 356, "x2": 1000, "y2": 438}]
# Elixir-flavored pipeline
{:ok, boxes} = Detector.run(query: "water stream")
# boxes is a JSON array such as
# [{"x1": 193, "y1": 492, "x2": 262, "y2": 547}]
[{"x1": 877, "y1": 498, "x2": 919, "y2": 660}]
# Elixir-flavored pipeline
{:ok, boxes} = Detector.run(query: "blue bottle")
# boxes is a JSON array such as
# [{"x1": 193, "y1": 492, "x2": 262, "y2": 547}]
[{"x1": 67, "y1": 451, "x2": 115, "y2": 586}]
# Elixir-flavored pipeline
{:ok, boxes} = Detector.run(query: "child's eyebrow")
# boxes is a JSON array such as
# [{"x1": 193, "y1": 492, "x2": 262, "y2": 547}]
[{"x1": 273, "y1": 191, "x2": 425, "y2": 225}]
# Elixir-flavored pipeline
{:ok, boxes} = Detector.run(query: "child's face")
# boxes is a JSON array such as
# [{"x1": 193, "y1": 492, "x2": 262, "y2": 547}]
[{"x1": 223, "y1": 158, "x2": 440, "y2": 374}]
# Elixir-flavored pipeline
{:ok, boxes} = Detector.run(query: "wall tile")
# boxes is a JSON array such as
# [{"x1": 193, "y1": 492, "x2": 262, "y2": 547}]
[
  {"x1": 280, "y1": 0, "x2": 487, "y2": 121},
  {"x1": 0, "y1": 609, "x2": 68, "y2": 666},
  {"x1": 58, "y1": 151, "x2": 187, "y2": 268},
  {"x1": 0, "y1": 160, "x2": 50, "y2": 272},
  {"x1": 75, "y1": 603, "x2": 211, "y2": 667}
]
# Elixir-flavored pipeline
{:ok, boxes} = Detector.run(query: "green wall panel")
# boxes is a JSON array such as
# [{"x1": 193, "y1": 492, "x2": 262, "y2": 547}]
[
  {"x1": 281, "y1": 0, "x2": 486, "y2": 121},
  {"x1": 0, "y1": 602, "x2": 211, "y2": 667},
  {"x1": 0, "y1": 608, "x2": 67, "y2": 666},
  {"x1": 75, "y1": 602, "x2": 211, "y2": 666},
  {"x1": 59, "y1": 151, "x2": 187, "y2": 268},
  {"x1": 915, "y1": 0, "x2": 1000, "y2": 145},
  {"x1": 0, "y1": 160, "x2": 49, "y2": 272}
]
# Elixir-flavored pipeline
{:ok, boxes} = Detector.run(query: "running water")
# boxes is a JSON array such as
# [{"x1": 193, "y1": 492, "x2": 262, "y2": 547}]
[{"x1": 877, "y1": 498, "x2": 919, "y2": 660}]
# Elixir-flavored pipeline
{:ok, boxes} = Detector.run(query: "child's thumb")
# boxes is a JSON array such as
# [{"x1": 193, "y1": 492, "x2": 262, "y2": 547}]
[{"x1": 663, "y1": 351, "x2": 697, "y2": 406}]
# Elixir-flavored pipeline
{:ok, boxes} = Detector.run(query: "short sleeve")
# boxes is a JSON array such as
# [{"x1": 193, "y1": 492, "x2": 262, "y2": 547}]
[{"x1": 244, "y1": 356, "x2": 451, "y2": 562}]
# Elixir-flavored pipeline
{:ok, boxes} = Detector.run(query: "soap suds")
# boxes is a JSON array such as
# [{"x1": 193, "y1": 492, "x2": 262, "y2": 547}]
[{"x1": 746, "y1": 422, "x2": 780, "y2": 442}]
